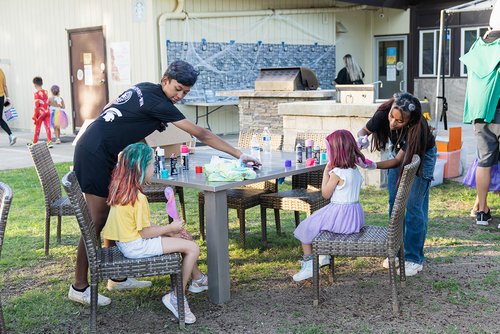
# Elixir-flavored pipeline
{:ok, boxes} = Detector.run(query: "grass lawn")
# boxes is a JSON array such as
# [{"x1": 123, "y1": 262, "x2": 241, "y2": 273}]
[{"x1": 0, "y1": 163, "x2": 499, "y2": 333}]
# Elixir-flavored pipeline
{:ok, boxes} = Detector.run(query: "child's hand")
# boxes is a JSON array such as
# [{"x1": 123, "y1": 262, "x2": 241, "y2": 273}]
[
  {"x1": 168, "y1": 219, "x2": 184, "y2": 233},
  {"x1": 355, "y1": 157, "x2": 377, "y2": 170}
]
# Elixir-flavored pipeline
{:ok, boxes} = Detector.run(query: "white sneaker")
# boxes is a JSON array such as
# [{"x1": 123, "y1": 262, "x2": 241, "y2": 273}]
[
  {"x1": 162, "y1": 292, "x2": 196, "y2": 324},
  {"x1": 292, "y1": 259, "x2": 313, "y2": 282},
  {"x1": 319, "y1": 255, "x2": 331, "y2": 267},
  {"x1": 107, "y1": 277, "x2": 152, "y2": 291},
  {"x1": 397, "y1": 261, "x2": 423, "y2": 277},
  {"x1": 8, "y1": 134, "x2": 16, "y2": 146},
  {"x1": 68, "y1": 285, "x2": 111, "y2": 306},
  {"x1": 382, "y1": 257, "x2": 400, "y2": 269},
  {"x1": 188, "y1": 273, "x2": 208, "y2": 293}
]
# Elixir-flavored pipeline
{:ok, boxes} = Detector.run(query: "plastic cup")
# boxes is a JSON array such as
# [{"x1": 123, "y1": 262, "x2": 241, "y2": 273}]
[{"x1": 161, "y1": 169, "x2": 169, "y2": 178}]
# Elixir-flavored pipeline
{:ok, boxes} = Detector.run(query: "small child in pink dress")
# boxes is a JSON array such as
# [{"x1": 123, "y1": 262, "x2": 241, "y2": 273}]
[{"x1": 292, "y1": 129, "x2": 367, "y2": 281}]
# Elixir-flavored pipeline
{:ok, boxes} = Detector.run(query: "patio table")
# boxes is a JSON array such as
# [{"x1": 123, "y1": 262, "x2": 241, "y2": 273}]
[{"x1": 152, "y1": 150, "x2": 325, "y2": 304}]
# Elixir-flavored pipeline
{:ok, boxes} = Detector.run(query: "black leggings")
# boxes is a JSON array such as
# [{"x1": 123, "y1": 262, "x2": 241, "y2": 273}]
[{"x1": 0, "y1": 96, "x2": 13, "y2": 136}]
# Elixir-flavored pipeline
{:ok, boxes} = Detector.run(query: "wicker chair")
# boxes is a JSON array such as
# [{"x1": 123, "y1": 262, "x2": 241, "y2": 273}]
[
  {"x1": 62, "y1": 172, "x2": 185, "y2": 332},
  {"x1": 198, "y1": 131, "x2": 283, "y2": 247},
  {"x1": 259, "y1": 132, "x2": 330, "y2": 242},
  {"x1": 0, "y1": 182, "x2": 13, "y2": 333},
  {"x1": 29, "y1": 142, "x2": 76, "y2": 255},
  {"x1": 312, "y1": 155, "x2": 420, "y2": 315},
  {"x1": 142, "y1": 183, "x2": 186, "y2": 223}
]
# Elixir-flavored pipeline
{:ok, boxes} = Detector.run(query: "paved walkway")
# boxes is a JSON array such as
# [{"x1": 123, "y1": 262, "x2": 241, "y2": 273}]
[
  {"x1": 0, "y1": 123, "x2": 476, "y2": 184},
  {"x1": 0, "y1": 130, "x2": 77, "y2": 170}
]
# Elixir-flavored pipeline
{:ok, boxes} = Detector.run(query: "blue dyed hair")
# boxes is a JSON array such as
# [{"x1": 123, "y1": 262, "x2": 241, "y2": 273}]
[
  {"x1": 121, "y1": 143, "x2": 154, "y2": 184},
  {"x1": 163, "y1": 60, "x2": 199, "y2": 86}
]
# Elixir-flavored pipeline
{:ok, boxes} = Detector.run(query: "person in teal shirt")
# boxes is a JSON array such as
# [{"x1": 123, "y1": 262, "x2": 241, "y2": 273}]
[{"x1": 460, "y1": 3, "x2": 500, "y2": 228}]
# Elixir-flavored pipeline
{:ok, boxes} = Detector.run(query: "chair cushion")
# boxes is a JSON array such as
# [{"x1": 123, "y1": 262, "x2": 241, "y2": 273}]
[
  {"x1": 313, "y1": 226, "x2": 389, "y2": 257},
  {"x1": 97, "y1": 246, "x2": 182, "y2": 280},
  {"x1": 260, "y1": 189, "x2": 327, "y2": 211}
]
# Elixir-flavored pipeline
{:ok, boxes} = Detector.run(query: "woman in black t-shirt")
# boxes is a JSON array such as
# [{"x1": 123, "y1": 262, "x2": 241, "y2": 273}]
[
  {"x1": 357, "y1": 92, "x2": 436, "y2": 277},
  {"x1": 334, "y1": 54, "x2": 365, "y2": 85}
]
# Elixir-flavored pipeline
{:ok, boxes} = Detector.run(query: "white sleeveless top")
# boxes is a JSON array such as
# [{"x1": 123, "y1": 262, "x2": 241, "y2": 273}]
[{"x1": 329, "y1": 167, "x2": 364, "y2": 204}]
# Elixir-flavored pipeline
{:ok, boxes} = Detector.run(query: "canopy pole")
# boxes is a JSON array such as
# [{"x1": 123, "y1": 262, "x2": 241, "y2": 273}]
[{"x1": 434, "y1": 9, "x2": 445, "y2": 130}]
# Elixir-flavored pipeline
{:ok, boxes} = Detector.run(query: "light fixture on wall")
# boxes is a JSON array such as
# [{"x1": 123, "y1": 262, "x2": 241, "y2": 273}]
[
  {"x1": 336, "y1": 21, "x2": 348, "y2": 34},
  {"x1": 378, "y1": 8, "x2": 385, "y2": 19}
]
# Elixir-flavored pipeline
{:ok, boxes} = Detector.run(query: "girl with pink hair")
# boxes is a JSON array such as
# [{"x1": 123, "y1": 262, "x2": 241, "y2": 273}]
[{"x1": 292, "y1": 129, "x2": 367, "y2": 282}]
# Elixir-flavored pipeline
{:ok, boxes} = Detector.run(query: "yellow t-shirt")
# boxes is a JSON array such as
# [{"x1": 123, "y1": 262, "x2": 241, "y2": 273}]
[
  {"x1": 0, "y1": 69, "x2": 5, "y2": 97},
  {"x1": 102, "y1": 192, "x2": 151, "y2": 242}
]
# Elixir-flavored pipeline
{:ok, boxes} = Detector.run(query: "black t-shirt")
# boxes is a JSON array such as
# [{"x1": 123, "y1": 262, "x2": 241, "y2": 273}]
[
  {"x1": 77, "y1": 82, "x2": 186, "y2": 158},
  {"x1": 334, "y1": 67, "x2": 364, "y2": 85},
  {"x1": 366, "y1": 108, "x2": 435, "y2": 152}
]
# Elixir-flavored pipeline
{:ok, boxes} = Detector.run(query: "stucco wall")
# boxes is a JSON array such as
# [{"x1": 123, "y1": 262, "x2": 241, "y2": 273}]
[
  {"x1": 0, "y1": 0, "x2": 411, "y2": 135},
  {"x1": 0, "y1": 0, "x2": 168, "y2": 133}
]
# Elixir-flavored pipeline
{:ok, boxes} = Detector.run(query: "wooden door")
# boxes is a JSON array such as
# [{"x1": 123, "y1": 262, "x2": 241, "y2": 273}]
[{"x1": 68, "y1": 27, "x2": 108, "y2": 132}]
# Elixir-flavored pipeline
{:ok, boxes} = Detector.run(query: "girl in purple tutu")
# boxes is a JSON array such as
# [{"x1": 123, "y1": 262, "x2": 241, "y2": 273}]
[{"x1": 292, "y1": 129, "x2": 366, "y2": 282}]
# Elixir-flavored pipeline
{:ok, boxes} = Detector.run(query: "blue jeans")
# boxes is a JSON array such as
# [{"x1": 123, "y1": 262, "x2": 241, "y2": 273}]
[{"x1": 388, "y1": 146, "x2": 437, "y2": 265}]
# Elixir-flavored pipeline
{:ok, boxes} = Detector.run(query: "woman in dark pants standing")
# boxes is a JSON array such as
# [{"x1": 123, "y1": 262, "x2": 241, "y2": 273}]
[
  {"x1": 0, "y1": 68, "x2": 16, "y2": 146},
  {"x1": 357, "y1": 92, "x2": 436, "y2": 277}
]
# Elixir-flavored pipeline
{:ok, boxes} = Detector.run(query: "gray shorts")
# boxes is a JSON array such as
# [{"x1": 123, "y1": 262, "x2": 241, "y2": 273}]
[{"x1": 474, "y1": 120, "x2": 500, "y2": 168}]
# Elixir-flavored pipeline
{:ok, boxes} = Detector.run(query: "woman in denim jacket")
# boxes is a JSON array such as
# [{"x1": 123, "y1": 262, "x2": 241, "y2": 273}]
[{"x1": 356, "y1": 92, "x2": 437, "y2": 277}]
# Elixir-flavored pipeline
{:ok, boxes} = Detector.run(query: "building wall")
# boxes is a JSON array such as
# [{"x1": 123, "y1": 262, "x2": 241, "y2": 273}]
[
  {"x1": 0, "y1": 0, "x2": 168, "y2": 134},
  {"x1": 335, "y1": 7, "x2": 409, "y2": 86},
  {"x1": 0, "y1": 0, "x2": 411, "y2": 135}
]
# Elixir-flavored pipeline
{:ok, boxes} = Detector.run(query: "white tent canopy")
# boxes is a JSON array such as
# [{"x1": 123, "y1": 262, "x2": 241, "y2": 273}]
[{"x1": 434, "y1": 0, "x2": 496, "y2": 129}]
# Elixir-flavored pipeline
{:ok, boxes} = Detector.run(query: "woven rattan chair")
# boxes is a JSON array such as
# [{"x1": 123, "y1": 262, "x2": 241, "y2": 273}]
[
  {"x1": 0, "y1": 182, "x2": 13, "y2": 333},
  {"x1": 260, "y1": 169, "x2": 329, "y2": 240},
  {"x1": 62, "y1": 172, "x2": 185, "y2": 332},
  {"x1": 259, "y1": 132, "x2": 330, "y2": 243},
  {"x1": 198, "y1": 131, "x2": 283, "y2": 247},
  {"x1": 312, "y1": 155, "x2": 420, "y2": 315},
  {"x1": 142, "y1": 183, "x2": 187, "y2": 223},
  {"x1": 29, "y1": 142, "x2": 76, "y2": 255}
]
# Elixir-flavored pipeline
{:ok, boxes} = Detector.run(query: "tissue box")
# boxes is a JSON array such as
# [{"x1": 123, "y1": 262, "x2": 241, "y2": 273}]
[{"x1": 145, "y1": 125, "x2": 194, "y2": 157}]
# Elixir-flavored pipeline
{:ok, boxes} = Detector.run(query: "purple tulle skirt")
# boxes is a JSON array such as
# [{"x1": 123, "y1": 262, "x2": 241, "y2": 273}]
[
  {"x1": 463, "y1": 158, "x2": 500, "y2": 192},
  {"x1": 294, "y1": 202, "x2": 365, "y2": 244}
]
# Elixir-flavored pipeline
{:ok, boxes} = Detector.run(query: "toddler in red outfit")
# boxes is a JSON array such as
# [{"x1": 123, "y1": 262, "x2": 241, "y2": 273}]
[{"x1": 31, "y1": 76, "x2": 52, "y2": 147}]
